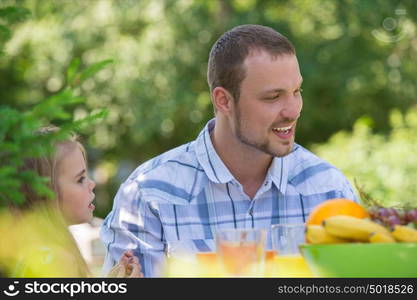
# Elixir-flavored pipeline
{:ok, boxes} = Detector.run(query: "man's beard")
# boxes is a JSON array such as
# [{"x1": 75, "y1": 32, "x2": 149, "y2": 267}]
[{"x1": 234, "y1": 106, "x2": 293, "y2": 157}]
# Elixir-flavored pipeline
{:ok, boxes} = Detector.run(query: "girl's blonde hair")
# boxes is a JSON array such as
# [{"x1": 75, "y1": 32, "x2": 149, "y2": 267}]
[
  {"x1": 16, "y1": 126, "x2": 91, "y2": 277},
  {"x1": 20, "y1": 126, "x2": 87, "y2": 208}
]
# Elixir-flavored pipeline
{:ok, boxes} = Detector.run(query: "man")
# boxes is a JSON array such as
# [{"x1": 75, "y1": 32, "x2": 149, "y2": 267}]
[{"x1": 101, "y1": 24, "x2": 357, "y2": 277}]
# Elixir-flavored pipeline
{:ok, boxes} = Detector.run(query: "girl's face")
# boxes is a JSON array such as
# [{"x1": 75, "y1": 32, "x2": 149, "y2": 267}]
[{"x1": 57, "y1": 146, "x2": 96, "y2": 225}]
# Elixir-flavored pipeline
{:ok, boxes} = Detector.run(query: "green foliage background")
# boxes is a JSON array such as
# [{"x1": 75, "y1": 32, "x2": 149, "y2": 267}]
[
  {"x1": 1, "y1": 0, "x2": 416, "y2": 214},
  {"x1": 314, "y1": 110, "x2": 417, "y2": 209},
  {"x1": 0, "y1": 4, "x2": 109, "y2": 207}
]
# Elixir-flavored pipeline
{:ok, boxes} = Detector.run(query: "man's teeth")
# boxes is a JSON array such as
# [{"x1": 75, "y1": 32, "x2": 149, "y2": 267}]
[{"x1": 273, "y1": 125, "x2": 292, "y2": 132}]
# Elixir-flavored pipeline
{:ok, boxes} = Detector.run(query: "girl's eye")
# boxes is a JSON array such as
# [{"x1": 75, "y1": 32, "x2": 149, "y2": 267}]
[{"x1": 78, "y1": 176, "x2": 86, "y2": 183}]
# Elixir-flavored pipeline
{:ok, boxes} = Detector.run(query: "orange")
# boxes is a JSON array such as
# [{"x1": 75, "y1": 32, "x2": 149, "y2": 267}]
[{"x1": 306, "y1": 198, "x2": 369, "y2": 226}]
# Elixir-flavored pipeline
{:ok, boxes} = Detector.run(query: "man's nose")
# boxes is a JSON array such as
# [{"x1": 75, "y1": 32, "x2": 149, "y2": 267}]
[{"x1": 281, "y1": 96, "x2": 302, "y2": 121}]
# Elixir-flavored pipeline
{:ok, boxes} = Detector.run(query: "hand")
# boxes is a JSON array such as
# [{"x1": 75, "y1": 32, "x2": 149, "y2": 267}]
[{"x1": 107, "y1": 250, "x2": 143, "y2": 278}]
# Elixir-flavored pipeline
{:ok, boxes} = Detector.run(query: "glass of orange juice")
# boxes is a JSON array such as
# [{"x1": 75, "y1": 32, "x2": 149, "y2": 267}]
[
  {"x1": 271, "y1": 223, "x2": 313, "y2": 277},
  {"x1": 215, "y1": 228, "x2": 266, "y2": 277}
]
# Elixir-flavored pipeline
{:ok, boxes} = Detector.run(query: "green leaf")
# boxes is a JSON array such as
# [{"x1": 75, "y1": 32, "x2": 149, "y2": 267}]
[
  {"x1": 62, "y1": 108, "x2": 108, "y2": 132},
  {"x1": 0, "y1": 190, "x2": 25, "y2": 205},
  {"x1": 0, "y1": 167, "x2": 16, "y2": 175},
  {"x1": 76, "y1": 59, "x2": 114, "y2": 85},
  {"x1": 30, "y1": 90, "x2": 83, "y2": 120},
  {"x1": 66, "y1": 58, "x2": 81, "y2": 86},
  {"x1": 0, "y1": 7, "x2": 31, "y2": 24},
  {"x1": 31, "y1": 182, "x2": 55, "y2": 199},
  {"x1": 0, "y1": 24, "x2": 11, "y2": 43},
  {"x1": 0, "y1": 178, "x2": 20, "y2": 189},
  {"x1": 0, "y1": 142, "x2": 20, "y2": 154}
]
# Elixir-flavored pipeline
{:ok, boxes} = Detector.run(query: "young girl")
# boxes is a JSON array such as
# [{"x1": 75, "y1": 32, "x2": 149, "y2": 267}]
[{"x1": 16, "y1": 126, "x2": 142, "y2": 277}]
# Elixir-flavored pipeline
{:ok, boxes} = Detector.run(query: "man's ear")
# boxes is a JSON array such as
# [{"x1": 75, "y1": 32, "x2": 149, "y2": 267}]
[{"x1": 212, "y1": 87, "x2": 234, "y2": 115}]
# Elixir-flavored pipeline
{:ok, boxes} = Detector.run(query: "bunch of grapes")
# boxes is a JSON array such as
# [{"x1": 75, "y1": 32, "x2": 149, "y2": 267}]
[
  {"x1": 354, "y1": 179, "x2": 417, "y2": 229},
  {"x1": 368, "y1": 207, "x2": 417, "y2": 230}
]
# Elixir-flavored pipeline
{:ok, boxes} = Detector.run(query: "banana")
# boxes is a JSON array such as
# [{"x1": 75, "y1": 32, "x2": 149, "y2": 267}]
[
  {"x1": 369, "y1": 232, "x2": 396, "y2": 243},
  {"x1": 322, "y1": 215, "x2": 391, "y2": 242},
  {"x1": 306, "y1": 225, "x2": 349, "y2": 244},
  {"x1": 392, "y1": 225, "x2": 417, "y2": 242}
]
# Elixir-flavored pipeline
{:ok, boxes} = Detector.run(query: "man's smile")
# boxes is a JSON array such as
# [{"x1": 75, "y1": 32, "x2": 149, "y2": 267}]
[{"x1": 272, "y1": 123, "x2": 295, "y2": 139}]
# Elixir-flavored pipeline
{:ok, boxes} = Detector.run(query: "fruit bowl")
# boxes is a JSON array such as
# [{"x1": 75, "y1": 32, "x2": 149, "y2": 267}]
[{"x1": 300, "y1": 242, "x2": 417, "y2": 277}]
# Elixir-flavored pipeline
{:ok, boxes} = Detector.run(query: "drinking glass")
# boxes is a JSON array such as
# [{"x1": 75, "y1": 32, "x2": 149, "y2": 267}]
[
  {"x1": 270, "y1": 223, "x2": 312, "y2": 277},
  {"x1": 215, "y1": 228, "x2": 266, "y2": 277}
]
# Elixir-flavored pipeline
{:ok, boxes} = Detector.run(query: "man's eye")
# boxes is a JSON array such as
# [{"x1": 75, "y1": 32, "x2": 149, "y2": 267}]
[
  {"x1": 265, "y1": 94, "x2": 280, "y2": 100},
  {"x1": 78, "y1": 176, "x2": 86, "y2": 183},
  {"x1": 295, "y1": 88, "x2": 303, "y2": 94}
]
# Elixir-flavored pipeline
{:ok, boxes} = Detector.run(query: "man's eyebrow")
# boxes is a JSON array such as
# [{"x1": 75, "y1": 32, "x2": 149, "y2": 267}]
[
  {"x1": 75, "y1": 169, "x2": 86, "y2": 178},
  {"x1": 262, "y1": 88, "x2": 286, "y2": 94},
  {"x1": 262, "y1": 78, "x2": 304, "y2": 95}
]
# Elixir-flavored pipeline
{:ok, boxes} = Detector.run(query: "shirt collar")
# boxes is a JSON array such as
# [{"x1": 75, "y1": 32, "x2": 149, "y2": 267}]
[
  {"x1": 195, "y1": 118, "x2": 297, "y2": 193},
  {"x1": 268, "y1": 144, "x2": 300, "y2": 194},
  {"x1": 195, "y1": 119, "x2": 235, "y2": 184},
  {"x1": 267, "y1": 156, "x2": 287, "y2": 194}
]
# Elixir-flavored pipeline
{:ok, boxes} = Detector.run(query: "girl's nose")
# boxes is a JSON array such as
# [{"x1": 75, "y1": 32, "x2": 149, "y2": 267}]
[{"x1": 89, "y1": 178, "x2": 96, "y2": 191}]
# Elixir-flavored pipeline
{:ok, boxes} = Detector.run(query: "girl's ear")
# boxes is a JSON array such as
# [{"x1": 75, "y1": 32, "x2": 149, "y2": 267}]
[{"x1": 211, "y1": 87, "x2": 235, "y2": 116}]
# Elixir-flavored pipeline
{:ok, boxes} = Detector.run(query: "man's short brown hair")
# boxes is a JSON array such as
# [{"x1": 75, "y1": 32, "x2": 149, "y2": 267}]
[{"x1": 207, "y1": 24, "x2": 295, "y2": 102}]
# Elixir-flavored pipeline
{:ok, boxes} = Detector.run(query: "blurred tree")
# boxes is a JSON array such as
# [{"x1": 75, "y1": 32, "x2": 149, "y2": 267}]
[
  {"x1": 0, "y1": 54, "x2": 109, "y2": 207},
  {"x1": 0, "y1": 4, "x2": 110, "y2": 278},
  {"x1": 0, "y1": 3, "x2": 109, "y2": 207},
  {"x1": 0, "y1": 0, "x2": 416, "y2": 216},
  {"x1": 313, "y1": 108, "x2": 417, "y2": 209}
]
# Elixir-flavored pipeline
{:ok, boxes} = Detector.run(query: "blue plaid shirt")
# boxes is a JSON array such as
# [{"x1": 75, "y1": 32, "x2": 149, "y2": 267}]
[{"x1": 101, "y1": 119, "x2": 357, "y2": 277}]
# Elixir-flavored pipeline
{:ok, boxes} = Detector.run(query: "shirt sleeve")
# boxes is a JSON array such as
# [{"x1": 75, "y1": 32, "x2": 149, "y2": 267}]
[
  {"x1": 100, "y1": 178, "x2": 166, "y2": 277},
  {"x1": 340, "y1": 176, "x2": 360, "y2": 203}
]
